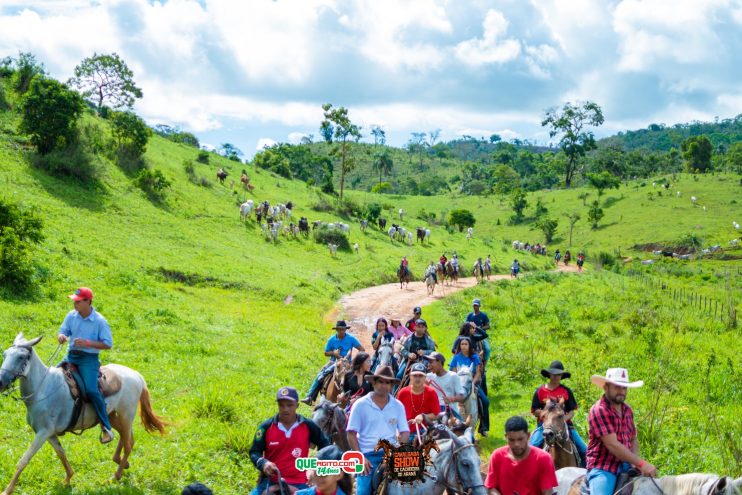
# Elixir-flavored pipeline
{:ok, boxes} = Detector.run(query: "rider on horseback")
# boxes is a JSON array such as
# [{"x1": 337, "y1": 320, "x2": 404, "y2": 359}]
[
  {"x1": 302, "y1": 321, "x2": 365, "y2": 405},
  {"x1": 511, "y1": 259, "x2": 520, "y2": 277},
  {"x1": 57, "y1": 287, "x2": 115, "y2": 444},
  {"x1": 371, "y1": 318, "x2": 396, "y2": 372},
  {"x1": 451, "y1": 253, "x2": 459, "y2": 275},
  {"x1": 554, "y1": 249, "x2": 562, "y2": 265},
  {"x1": 400, "y1": 256, "x2": 410, "y2": 278},
  {"x1": 529, "y1": 361, "x2": 587, "y2": 466},
  {"x1": 396, "y1": 319, "x2": 436, "y2": 380},
  {"x1": 425, "y1": 261, "x2": 438, "y2": 284},
  {"x1": 475, "y1": 257, "x2": 484, "y2": 277},
  {"x1": 439, "y1": 253, "x2": 448, "y2": 272}
]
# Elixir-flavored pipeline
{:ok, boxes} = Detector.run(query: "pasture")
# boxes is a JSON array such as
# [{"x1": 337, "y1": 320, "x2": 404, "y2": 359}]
[{"x1": 0, "y1": 121, "x2": 741, "y2": 493}]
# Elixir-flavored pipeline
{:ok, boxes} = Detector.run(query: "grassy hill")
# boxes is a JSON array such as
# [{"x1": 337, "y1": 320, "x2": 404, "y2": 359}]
[{"x1": 0, "y1": 78, "x2": 741, "y2": 493}]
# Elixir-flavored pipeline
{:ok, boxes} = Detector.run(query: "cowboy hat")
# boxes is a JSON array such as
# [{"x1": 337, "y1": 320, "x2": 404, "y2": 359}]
[
  {"x1": 541, "y1": 360, "x2": 571, "y2": 379},
  {"x1": 591, "y1": 368, "x2": 643, "y2": 388},
  {"x1": 333, "y1": 320, "x2": 350, "y2": 330},
  {"x1": 364, "y1": 365, "x2": 401, "y2": 384}
]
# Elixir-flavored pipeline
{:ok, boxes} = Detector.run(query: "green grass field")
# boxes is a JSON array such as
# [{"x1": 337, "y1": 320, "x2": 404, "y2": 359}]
[{"x1": 0, "y1": 100, "x2": 740, "y2": 494}]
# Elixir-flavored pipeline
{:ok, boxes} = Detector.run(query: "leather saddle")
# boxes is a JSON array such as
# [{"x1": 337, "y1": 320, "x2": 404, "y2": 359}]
[
  {"x1": 575, "y1": 468, "x2": 642, "y2": 495},
  {"x1": 59, "y1": 363, "x2": 122, "y2": 433}
]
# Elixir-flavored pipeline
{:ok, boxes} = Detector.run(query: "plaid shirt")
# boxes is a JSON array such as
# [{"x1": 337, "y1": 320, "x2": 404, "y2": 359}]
[{"x1": 586, "y1": 395, "x2": 636, "y2": 473}]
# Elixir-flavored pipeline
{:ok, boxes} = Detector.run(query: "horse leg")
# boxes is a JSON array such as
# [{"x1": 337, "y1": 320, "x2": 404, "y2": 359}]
[
  {"x1": 111, "y1": 411, "x2": 135, "y2": 479},
  {"x1": 47, "y1": 436, "x2": 74, "y2": 485},
  {"x1": 2, "y1": 431, "x2": 49, "y2": 495}
]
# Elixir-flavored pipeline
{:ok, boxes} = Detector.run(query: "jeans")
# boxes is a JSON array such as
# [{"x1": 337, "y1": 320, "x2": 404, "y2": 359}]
[
  {"x1": 587, "y1": 463, "x2": 631, "y2": 495},
  {"x1": 305, "y1": 362, "x2": 334, "y2": 401},
  {"x1": 481, "y1": 339, "x2": 491, "y2": 365},
  {"x1": 63, "y1": 351, "x2": 111, "y2": 431},
  {"x1": 476, "y1": 385, "x2": 489, "y2": 434},
  {"x1": 396, "y1": 360, "x2": 408, "y2": 380},
  {"x1": 529, "y1": 425, "x2": 587, "y2": 460},
  {"x1": 356, "y1": 450, "x2": 385, "y2": 495},
  {"x1": 249, "y1": 477, "x2": 309, "y2": 495}
]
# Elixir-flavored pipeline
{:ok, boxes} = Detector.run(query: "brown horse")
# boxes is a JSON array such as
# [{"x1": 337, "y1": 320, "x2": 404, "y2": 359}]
[
  {"x1": 320, "y1": 358, "x2": 351, "y2": 403},
  {"x1": 541, "y1": 398, "x2": 579, "y2": 469},
  {"x1": 445, "y1": 261, "x2": 458, "y2": 285},
  {"x1": 398, "y1": 266, "x2": 410, "y2": 289},
  {"x1": 436, "y1": 263, "x2": 447, "y2": 285}
]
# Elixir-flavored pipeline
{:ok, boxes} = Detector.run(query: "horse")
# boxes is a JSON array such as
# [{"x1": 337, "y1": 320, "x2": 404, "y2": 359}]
[
  {"x1": 0, "y1": 334, "x2": 166, "y2": 494},
  {"x1": 472, "y1": 263, "x2": 484, "y2": 282},
  {"x1": 555, "y1": 468, "x2": 742, "y2": 495},
  {"x1": 436, "y1": 263, "x2": 447, "y2": 285},
  {"x1": 374, "y1": 341, "x2": 396, "y2": 375},
  {"x1": 397, "y1": 266, "x2": 410, "y2": 289},
  {"x1": 454, "y1": 366, "x2": 478, "y2": 431},
  {"x1": 424, "y1": 271, "x2": 436, "y2": 295},
  {"x1": 483, "y1": 263, "x2": 492, "y2": 280},
  {"x1": 541, "y1": 398, "x2": 579, "y2": 469},
  {"x1": 445, "y1": 261, "x2": 458, "y2": 285},
  {"x1": 416, "y1": 227, "x2": 426, "y2": 243},
  {"x1": 383, "y1": 425, "x2": 486, "y2": 495},
  {"x1": 320, "y1": 358, "x2": 350, "y2": 403},
  {"x1": 312, "y1": 398, "x2": 350, "y2": 452}
]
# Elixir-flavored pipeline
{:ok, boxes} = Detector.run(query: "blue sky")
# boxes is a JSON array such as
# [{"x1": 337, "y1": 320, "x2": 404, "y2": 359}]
[{"x1": 1, "y1": 0, "x2": 740, "y2": 158}]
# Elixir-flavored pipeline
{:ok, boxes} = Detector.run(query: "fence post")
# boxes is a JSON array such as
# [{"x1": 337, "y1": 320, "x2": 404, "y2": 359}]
[{"x1": 715, "y1": 301, "x2": 718, "y2": 320}]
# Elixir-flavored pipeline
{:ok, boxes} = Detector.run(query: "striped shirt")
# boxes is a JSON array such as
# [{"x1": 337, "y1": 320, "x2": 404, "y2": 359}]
[{"x1": 587, "y1": 395, "x2": 636, "y2": 473}]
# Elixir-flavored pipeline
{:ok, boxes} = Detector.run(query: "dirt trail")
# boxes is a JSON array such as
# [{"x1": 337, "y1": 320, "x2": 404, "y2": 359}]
[{"x1": 339, "y1": 265, "x2": 582, "y2": 349}]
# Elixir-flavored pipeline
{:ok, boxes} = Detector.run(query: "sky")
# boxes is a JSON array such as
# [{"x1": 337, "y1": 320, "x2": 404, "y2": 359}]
[{"x1": 1, "y1": 0, "x2": 740, "y2": 158}]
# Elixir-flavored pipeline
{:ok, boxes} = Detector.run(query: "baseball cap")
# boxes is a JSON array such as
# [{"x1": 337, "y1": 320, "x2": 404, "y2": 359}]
[
  {"x1": 424, "y1": 352, "x2": 445, "y2": 364},
  {"x1": 413, "y1": 306, "x2": 422, "y2": 314},
  {"x1": 472, "y1": 298, "x2": 481, "y2": 306},
  {"x1": 410, "y1": 363, "x2": 427, "y2": 375},
  {"x1": 415, "y1": 318, "x2": 427, "y2": 326},
  {"x1": 69, "y1": 287, "x2": 94, "y2": 301},
  {"x1": 276, "y1": 386, "x2": 299, "y2": 402}
]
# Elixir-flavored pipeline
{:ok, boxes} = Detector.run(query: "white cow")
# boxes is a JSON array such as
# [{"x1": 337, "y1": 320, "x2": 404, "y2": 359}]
[
  {"x1": 239, "y1": 200, "x2": 254, "y2": 222},
  {"x1": 388, "y1": 226, "x2": 397, "y2": 241},
  {"x1": 353, "y1": 243, "x2": 359, "y2": 253},
  {"x1": 424, "y1": 229, "x2": 431, "y2": 241},
  {"x1": 338, "y1": 223, "x2": 350, "y2": 234},
  {"x1": 406, "y1": 231, "x2": 413, "y2": 245},
  {"x1": 397, "y1": 227, "x2": 407, "y2": 242},
  {"x1": 729, "y1": 239, "x2": 739, "y2": 247},
  {"x1": 328, "y1": 243, "x2": 338, "y2": 257},
  {"x1": 399, "y1": 208, "x2": 405, "y2": 220},
  {"x1": 691, "y1": 196, "x2": 697, "y2": 205}
]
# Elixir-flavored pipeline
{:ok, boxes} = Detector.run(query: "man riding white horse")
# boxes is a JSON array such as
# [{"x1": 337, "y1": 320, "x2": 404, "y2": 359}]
[
  {"x1": 425, "y1": 261, "x2": 438, "y2": 284},
  {"x1": 302, "y1": 321, "x2": 365, "y2": 405}
]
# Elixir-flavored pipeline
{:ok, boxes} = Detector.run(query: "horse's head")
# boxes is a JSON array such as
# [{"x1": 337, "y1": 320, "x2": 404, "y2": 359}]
[
  {"x1": 433, "y1": 424, "x2": 486, "y2": 495},
  {"x1": 377, "y1": 342, "x2": 394, "y2": 367},
  {"x1": 0, "y1": 333, "x2": 41, "y2": 392},
  {"x1": 542, "y1": 398, "x2": 569, "y2": 446},
  {"x1": 311, "y1": 398, "x2": 336, "y2": 431}
]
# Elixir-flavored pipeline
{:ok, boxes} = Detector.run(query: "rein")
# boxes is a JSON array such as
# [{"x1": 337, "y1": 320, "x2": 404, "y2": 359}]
[
  {"x1": 437, "y1": 439, "x2": 485, "y2": 495},
  {"x1": 1, "y1": 343, "x2": 63, "y2": 403}
]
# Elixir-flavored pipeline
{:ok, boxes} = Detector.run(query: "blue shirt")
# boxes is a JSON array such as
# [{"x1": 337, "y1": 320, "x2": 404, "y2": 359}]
[
  {"x1": 59, "y1": 308, "x2": 113, "y2": 355},
  {"x1": 325, "y1": 334, "x2": 362, "y2": 361},
  {"x1": 449, "y1": 353, "x2": 481, "y2": 372},
  {"x1": 465, "y1": 311, "x2": 490, "y2": 329},
  {"x1": 296, "y1": 487, "x2": 346, "y2": 495}
]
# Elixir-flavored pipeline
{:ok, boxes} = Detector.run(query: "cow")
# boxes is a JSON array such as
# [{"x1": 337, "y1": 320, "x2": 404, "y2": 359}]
[
  {"x1": 399, "y1": 208, "x2": 405, "y2": 220},
  {"x1": 216, "y1": 168, "x2": 228, "y2": 184},
  {"x1": 360, "y1": 220, "x2": 368, "y2": 232},
  {"x1": 378, "y1": 217, "x2": 387, "y2": 230},
  {"x1": 425, "y1": 229, "x2": 431, "y2": 242},
  {"x1": 353, "y1": 243, "x2": 359, "y2": 254},
  {"x1": 312, "y1": 220, "x2": 323, "y2": 231},
  {"x1": 328, "y1": 243, "x2": 338, "y2": 257},
  {"x1": 298, "y1": 217, "x2": 310, "y2": 237},
  {"x1": 239, "y1": 200, "x2": 254, "y2": 222},
  {"x1": 388, "y1": 226, "x2": 397, "y2": 241}
]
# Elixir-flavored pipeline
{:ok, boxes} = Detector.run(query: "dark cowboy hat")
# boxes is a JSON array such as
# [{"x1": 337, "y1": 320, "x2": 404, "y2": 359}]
[
  {"x1": 365, "y1": 365, "x2": 401, "y2": 384},
  {"x1": 541, "y1": 360, "x2": 571, "y2": 379},
  {"x1": 333, "y1": 320, "x2": 350, "y2": 330}
]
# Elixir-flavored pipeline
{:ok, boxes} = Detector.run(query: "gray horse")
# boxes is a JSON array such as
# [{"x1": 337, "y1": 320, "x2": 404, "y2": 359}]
[
  {"x1": 387, "y1": 425, "x2": 487, "y2": 495},
  {"x1": 312, "y1": 398, "x2": 350, "y2": 452},
  {"x1": 0, "y1": 333, "x2": 166, "y2": 495}
]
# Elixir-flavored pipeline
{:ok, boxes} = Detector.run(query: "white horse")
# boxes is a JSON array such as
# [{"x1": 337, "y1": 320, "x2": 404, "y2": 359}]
[
  {"x1": 455, "y1": 365, "x2": 478, "y2": 430},
  {"x1": 388, "y1": 226, "x2": 397, "y2": 241},
  {"x1": 376, "y1": 341, "x2": 395, "y2": 371},
  {"x1": 0, "y1": 334, "x2": 166, "y2": 495},
  {"x1": 424, "y1": 271, "x2": 436, "y2": 296},
  {"x1": 386, "y1": 425, "x2": 486, "y2": 495},
  {"x1": 555, "y1": 468, "x2": 742, "y2": 495},
  {"x1": 239, "y1": 200, "x2": 254, "y2": 222}
]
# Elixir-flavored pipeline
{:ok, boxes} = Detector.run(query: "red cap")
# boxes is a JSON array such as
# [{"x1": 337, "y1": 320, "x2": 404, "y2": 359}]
[{"x1": 69, "y1": 287, "x2": 93, "y2": 301}]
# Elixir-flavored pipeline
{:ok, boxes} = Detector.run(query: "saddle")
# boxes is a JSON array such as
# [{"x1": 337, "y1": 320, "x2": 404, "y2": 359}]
[
  {"x1": 575, "y1": 468, "x2": 641, "y2": 495},
  {"x1": 371, "y1": 462, "x2": 389, "y2": 495},
  {"x1": 59, "y1": 363, "x2": 122, "y2": 433}
]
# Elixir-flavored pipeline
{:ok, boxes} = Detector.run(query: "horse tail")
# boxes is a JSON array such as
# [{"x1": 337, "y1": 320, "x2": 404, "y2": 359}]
[{"x1": 139, "y1": 383, "x2": 167, "y2": 435}]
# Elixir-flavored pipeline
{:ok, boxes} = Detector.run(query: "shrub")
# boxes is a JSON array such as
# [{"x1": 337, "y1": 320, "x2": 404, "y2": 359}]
[
  {"x1": 587, "y1": 200, "x2": 604, "y2": 229},
  {"x1": 134, "y1": 168, "x2": 171, "y2": 198},
  {"x1": 371, "y1": 182, "x2": 392, "y2": 194},
  {"x1": 536, "y1": 217, "x2": 558, "y2": 243},
  {"x1": 313, "y1": 226, "x2": 350, "y2": 251},
  {"x1": 29, "y1": 134, "x2": 103, "y2": 182},
  {"x1": 196, "y1": 150, "x2": 210, "y2": 164},
  {"x1": 0, "y1": 83, "x2": 8, "y2": 110},
  {"x1": 595, "y1": 251, "x2": 616, "y2": 269},
  {"x1": 338, "y1": 196, "x2": 363, "y2": 218},
  {"x1": 110, "y1": 110, "x2": 151, "y2": 160},
  {"x1": 20, "y1": 77, "x2": 84, "y2": 154},
  {"x1": 12, "y1": 52, "x2": 45, "y2": 94},
  {"x1": 183, "y1": 160, "x2": 212, "y2": 188},
  {"x1": 365, "y1": 202, "x2": 382, "y2": 222},
  {"x1": 0, "y1": 198, "x2": 44, "y2": 292}
]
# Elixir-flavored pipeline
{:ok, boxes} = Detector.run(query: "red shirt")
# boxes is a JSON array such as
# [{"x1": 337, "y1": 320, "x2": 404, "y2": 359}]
[
  {"x1": 396, "y1": 385, "x2": 440, "y2": 421},
  {"x1": 530, "y1": 384, "x2": 578, "y2": 425},
  {"x1": 587, "y1": 395, "x2": 636, "y2": 473},
  {"x1": 485, "y1": 446, "x2": 557, "y2": 495},
  {"x1": 263, "y1": 422, "x2": 311, "y2": 484}
]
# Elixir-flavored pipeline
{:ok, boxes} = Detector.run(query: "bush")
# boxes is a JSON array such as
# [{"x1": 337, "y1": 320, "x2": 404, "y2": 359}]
[
  {"x1": 196, "y1": 150, "x2": 210, "y2": 164},
  {"x1": 0, "y1": 198, "x2": 44, "y2": 292},
  {"x1": 20, "y1": 77, "x2": 84, "y2": 154},
  {"x1": 183, "y1": 160, "x2": 212, "y2": 188},
  {"x1": 313, "y1": 226, "x2": 350, "y2": 251},
  {"x1": 338, "y1": 196, "x2": 363, "y2": 218},
  {"x1": 537, "y1": 217, "x2": 558, "y2": 243},
  {"x1": 594, "y1": 251, "x2": 616, "y2": 269},
  {"x1": 12, "y1": 52, "x2": 45, "y2": 94},
  {"x1": 110, "y1": 110, "x2": 151, "y2": 160},
  {"x1": 371, "y1": 182, "x2": 392, "y2": 194},
  {"x1": 29, "y1": 135, "x2": 103, "y2": 182},
  {"x1": 365, "y1": 202, "x2": 382, "y2": 222},
  {"x1": 134, "y1": 168, "x2": 171, "y2": 198},
  {"x1": 448, "y1": 209, "x2": 476, "y2": 232}
]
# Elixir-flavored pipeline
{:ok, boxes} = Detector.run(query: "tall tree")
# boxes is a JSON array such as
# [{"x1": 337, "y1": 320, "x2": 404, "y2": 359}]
[
  {"x1": 408, "y1": 132, "x2": 427, "y2": 169},
  {"x1": 372, "y1": 150, "x2": 394, "y2": 187},
  {"x1": 321, "y1": 103, "x2": 361, "y2": 200},
  {"x1": 427, "y1": 129, "x2": 441, "y2": 147},
  {"x1": 586, "y1": 171, "x2": 621, "y2": 197},
  {"x1": 542, "y1": 101, "x2": 604, "y2": 187},
  {"x1": 681, "y1": 135, "x2": 713, "y2": 173},
  {"x1": 509, "y1": 188, "x2": 528, "y2": 223},
  {"x1": 370, "y1": 125, "x2": 386, "y2": 146},
  {"x1": 220, "y1": 143, "x2": 243, "y2": 161},
  {"x1": 587, "y1": 200, "x2": 604, "y2": 229},
  {"x1": 69, "y1": 53, "x2": 143, "y2": 114}
]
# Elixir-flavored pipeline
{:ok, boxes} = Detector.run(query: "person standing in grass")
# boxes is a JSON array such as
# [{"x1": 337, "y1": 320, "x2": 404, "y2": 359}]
[
  {"x1": 249, "y1": 386, "x2": 330, "y2": 495},
  {"x1": 586, "y1": 368, "x2": 656, "y2": 495},
  {"x1": 529, "y1": 360, "x2": 587, "y2": 466},
  {"x1": 57, "y1": 287, "x2": 115, "y2": 444},
  {"x1": 302, "y1": 321, "x2": 365, "y2": 405},
  {"x1": 484, "y1": 416, "x2": 558, "y2": 495}
]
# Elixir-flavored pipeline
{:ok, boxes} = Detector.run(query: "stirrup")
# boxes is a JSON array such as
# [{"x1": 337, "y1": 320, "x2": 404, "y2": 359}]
[{"x1": 100, "y1": 428, "x2": 115, "y2": 444}]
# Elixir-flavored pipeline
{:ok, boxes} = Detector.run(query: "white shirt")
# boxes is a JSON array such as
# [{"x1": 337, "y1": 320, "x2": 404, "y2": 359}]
[
  {"x1": 347, "y1": 393, "x2": 410, "y2": 453},
  {"x1": 426, "y1": 372, "x2": 465, "y2": 406}
]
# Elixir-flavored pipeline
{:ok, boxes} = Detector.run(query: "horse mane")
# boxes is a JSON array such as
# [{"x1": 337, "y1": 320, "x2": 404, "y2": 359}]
[{"x1": 654, "y1": 474, "x2": 722, "y2": 495}]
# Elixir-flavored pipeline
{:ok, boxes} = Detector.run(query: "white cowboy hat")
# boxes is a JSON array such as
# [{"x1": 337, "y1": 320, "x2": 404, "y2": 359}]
[{"x1": 590, "y1": 368, "x2": 644, "y2": 388}]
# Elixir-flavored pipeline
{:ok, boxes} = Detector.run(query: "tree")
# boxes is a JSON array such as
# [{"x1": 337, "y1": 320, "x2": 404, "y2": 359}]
[
  {"x1": 111, "y1": 111, "x2": 151, "y2": 158},
  {"x1": 489, "y1": 134, "x2": 502, "y2": 144},
  {"x1": 587, "y1": 200, "x2": 604, "y2": 229},
  {"x1": 371, "y1": 182, "x2": 392, "y2": 194},
  {"x1": 427, "y1": 129, "x2": 441, "y2": 147},
  {"x1": 448, "y1": 209, "x2": 476, "y2": 232},
  {"x1": 20, "y1": 77, "x2": 84, "y2": 154},
  {"x1": 372, "y1": 150, "x2": 393, "y2": 187},
  {"x1": 493, "y1": 164, "x2": 520, "y2": 195},
  {"x1": 723, "y1": 142, "x2": 742, "y2": 174},
  {"x1": 370, "y1": 125, "x2": 386, "y2": 146},
  {"x1": 69, "y1": 53, "x2": 142, "y2": 114},
  {"x1": 537, "y1": 217, "x2": 558, "y2": 243},
  {"x1": 12, "y1": 52, "x2": 46, "y2": 94},
  {"x1": 0, "y1": 198, "x2": 44, "y2": 291},
  {"x1": 567, "y1": 212, "x2": 580, "y2": 247},
  {"x1": 578, "y1": 192, "x2": 590, "y2": 206},
  {"x1": 681, "y1": 135, "x2": 713, "y2": 173},
  {"x1": 220, "y1": 143, "x2": 243, "y2": 162},
  {"x1": 408, "y1": 132, "x2": 427, "y2": 169},
  {"x1": 542, "y1": 101, "x2": 604, "y2": 187},
  {"x1": 320, "y1": 103, "x2": 361, "y2": 200},
  {"x1": 586, "y1": 171, "x2": 621, "y2": 197},
  {"x1": 509, "y1": 189, "x2": 528, "y2": 223}
]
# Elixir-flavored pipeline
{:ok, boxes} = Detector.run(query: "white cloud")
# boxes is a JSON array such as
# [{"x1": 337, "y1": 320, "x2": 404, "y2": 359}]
[
  {"x1": 454, "y1": 9, "x2": 521, "y2": 66},
  {"x1": 288, "y1": 132, "x2": 309, "y2": 144},
  {"x1": 256, "y1": 138, "x2": 277, "y2": 150}
]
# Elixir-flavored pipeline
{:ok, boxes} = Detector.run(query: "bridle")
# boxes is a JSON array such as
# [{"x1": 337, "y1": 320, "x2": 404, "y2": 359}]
[
  {"x1": 314, "y1": 401, "x2": 346, "y2": 443},
  {"x1": 436, "y1": 436, "x2": 485, "y2": 495},
  {"x1": 0, "y1": 343, "x2": 63, "y2": 403}
]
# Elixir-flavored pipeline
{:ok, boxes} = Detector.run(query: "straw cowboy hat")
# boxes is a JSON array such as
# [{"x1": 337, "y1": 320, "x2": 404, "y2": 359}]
[
  {"x1": 591, "y1": 368, "x2": 644, "y2": 388},
  {"x1": 364, "y1": 365, "x2": 401, "y2": 385}
]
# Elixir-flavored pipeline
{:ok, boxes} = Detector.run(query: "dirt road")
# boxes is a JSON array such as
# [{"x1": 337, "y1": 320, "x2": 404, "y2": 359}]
[{"x1": 338, "y1": 264, "x2": 582, "y2": 349}]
